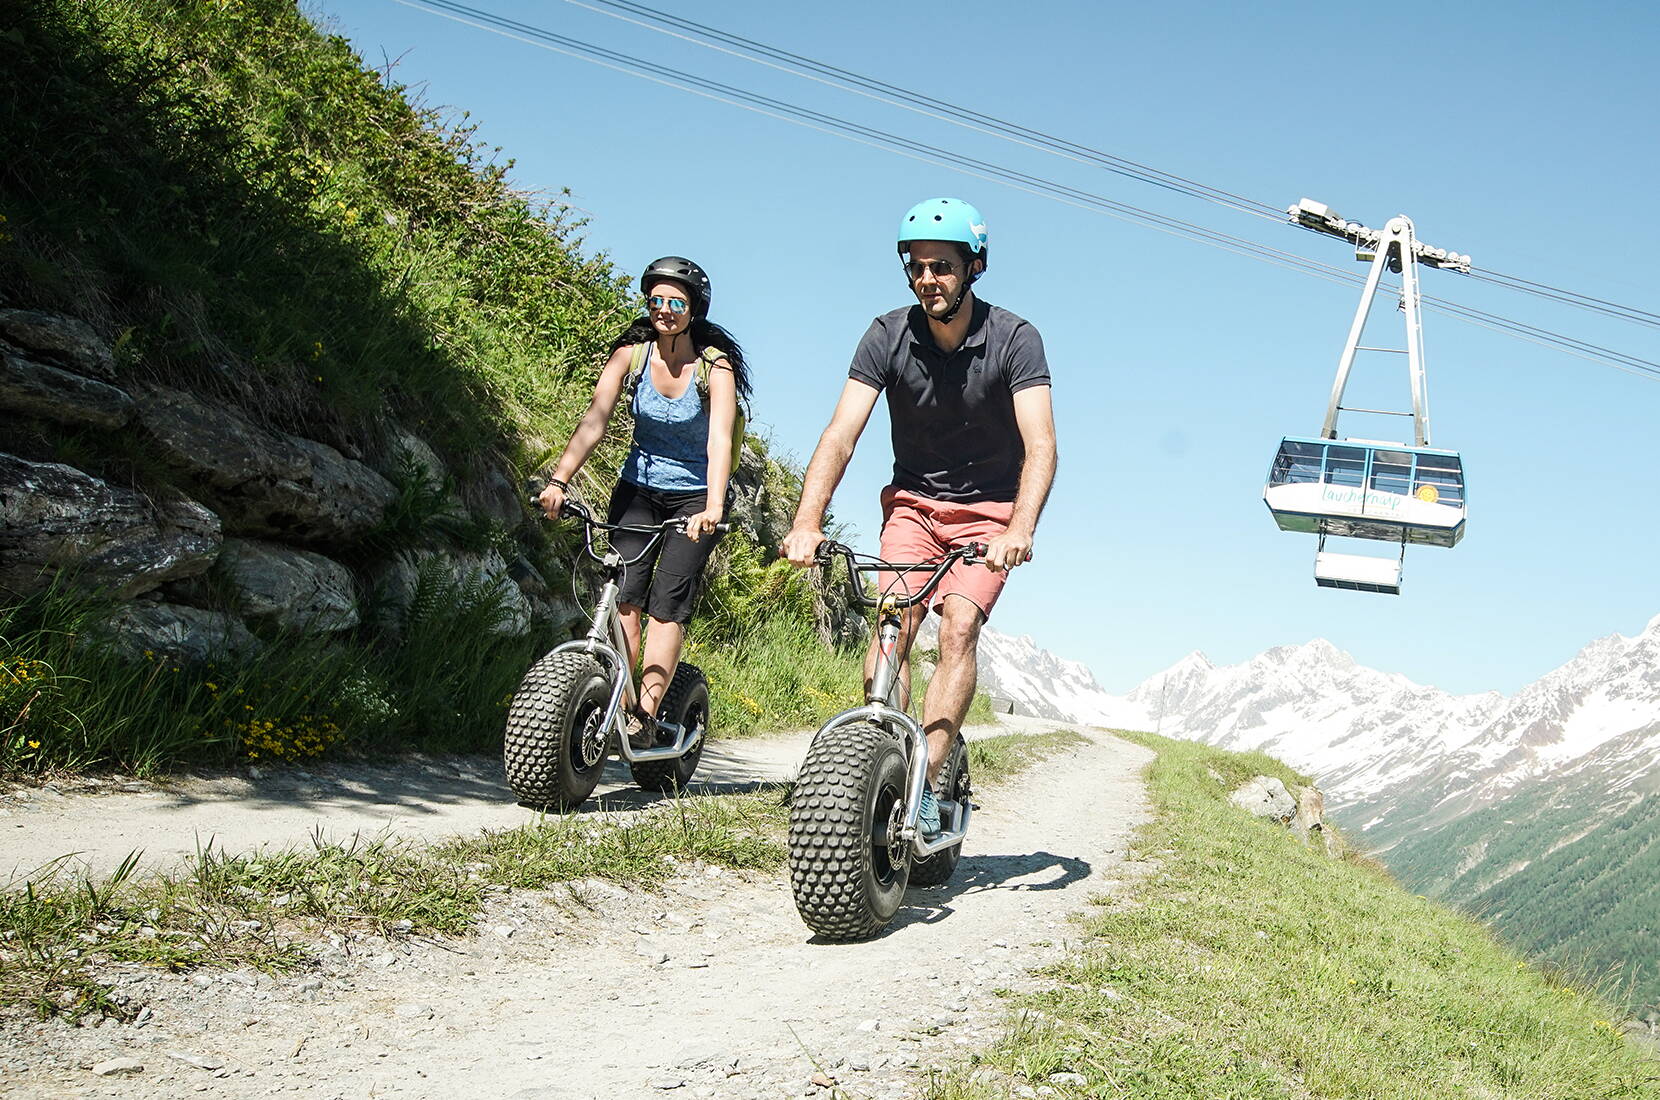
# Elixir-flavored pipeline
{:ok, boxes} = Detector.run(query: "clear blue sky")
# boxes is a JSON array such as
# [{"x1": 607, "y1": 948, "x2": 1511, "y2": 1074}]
[{"x1": 313, "y1": 0, "x2": 1660, "y2": 695}]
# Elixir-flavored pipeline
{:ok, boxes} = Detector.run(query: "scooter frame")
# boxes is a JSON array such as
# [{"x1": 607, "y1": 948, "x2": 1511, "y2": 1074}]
[
  {"x1": 811, "y1": 542, "x2": 983, "y2": 859},
  {"x1": 545, "y1": 500, "x2": 722, "y2": 768}
]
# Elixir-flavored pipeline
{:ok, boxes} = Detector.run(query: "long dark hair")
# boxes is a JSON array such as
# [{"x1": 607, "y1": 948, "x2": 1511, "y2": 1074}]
[{"x1": 608, "y1": 316, "x2": 752, "y2": 401}]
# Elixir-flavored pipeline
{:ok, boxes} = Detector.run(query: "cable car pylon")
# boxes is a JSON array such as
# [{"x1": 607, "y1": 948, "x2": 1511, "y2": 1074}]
[{"x1": 1263, "y1": 199, "x2": 1470, "y2": 595}]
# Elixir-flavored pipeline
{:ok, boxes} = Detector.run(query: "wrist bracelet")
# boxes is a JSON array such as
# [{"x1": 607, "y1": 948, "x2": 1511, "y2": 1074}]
[{"x1": 547, "y1": 477, "x2": 568, "y2": 491}]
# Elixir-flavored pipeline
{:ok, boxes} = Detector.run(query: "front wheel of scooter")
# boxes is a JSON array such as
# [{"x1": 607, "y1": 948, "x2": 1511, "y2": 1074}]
[
  {"x1": 503, "y1": 652, "x2": 611, "y2": 810},
  {"x1": 788, "y1": 721, "x2": 910, "y2": 941}
]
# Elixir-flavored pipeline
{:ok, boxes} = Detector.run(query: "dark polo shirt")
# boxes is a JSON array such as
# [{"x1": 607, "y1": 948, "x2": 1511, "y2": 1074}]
[{"x1": 848, "y1": 298, "x2": 1051, "y2": 503}]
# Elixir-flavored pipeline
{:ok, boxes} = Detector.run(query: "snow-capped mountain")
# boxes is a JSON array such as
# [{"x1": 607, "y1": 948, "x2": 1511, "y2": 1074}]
[
  {"x1": 965, "y1": 612, "x2": 1660, "y2": 843},
  {"x1": 971, "y1": 628, "x2": 1144, "y2": 727},
  {"x1": 1120, "y1": 640, "x2": 1504, "y2": 810},
  {"x1": 916, "y1": 619, "x2": 1140, "y2": 726}
]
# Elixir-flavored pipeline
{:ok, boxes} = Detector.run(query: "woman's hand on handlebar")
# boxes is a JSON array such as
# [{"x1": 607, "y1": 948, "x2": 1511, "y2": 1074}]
[
  {"x1": 780, "y1": 525, "x2": 826, "y2": 568},
  {"x1": 683, "y1": 506, "x2": 724, "y2": 542},
  {"x1": 534, "y1": 480, "x2": 566, "y2": 521}
]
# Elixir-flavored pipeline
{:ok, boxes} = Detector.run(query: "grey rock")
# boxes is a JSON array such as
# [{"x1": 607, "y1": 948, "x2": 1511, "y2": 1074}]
[
  {"x1": 1047, "y1": 1072, "x2": 1087, "y2": 1086},
  {"x1": 507, "y1": 555, "x2": 548, "y2": 599},
  {"x1": 1230, "y1": 775, "x2": 1297, "y2": 824},
  {"x1": 136, "y1": 386, "x2": 393, "y2": 544},
  {"x1": 461, "y1": 468, "x2": 526, "y2": 531},
  {"x1": 215, "y1": 538, "x2": 358, "y2": 633},
  {"x1": 91, "y1": 1057, "x2": 145, "y2": 1076},
  {"x1": 0, "y1": 453, "x2": 220, "y2": 597},
  {"x1": 102, "y1": 602, "x2": 260, "y2": 663},
  {"x1": 384, "y1": 428, "x2": 449, "y2": 493},
  {"x1": 369, "y1": 548, "x2": 530, "y2": 637},
  {"x1": 0, "y1": 309, "x2": 116, "y2": 379},
  {"x1": 0, "y1": 348, "x2": 134, "y2": 428}
]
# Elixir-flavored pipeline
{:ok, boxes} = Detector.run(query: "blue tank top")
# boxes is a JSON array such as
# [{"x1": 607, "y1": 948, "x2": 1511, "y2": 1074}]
[{"x1": 621, "y1": 348, "x2": 709, "y2": 491}]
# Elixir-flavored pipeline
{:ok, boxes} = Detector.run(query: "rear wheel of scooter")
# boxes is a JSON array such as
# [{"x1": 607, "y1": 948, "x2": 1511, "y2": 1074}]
[
  {"x1": 908, "y1": 733, "x2": 969, "y2": 887},
  {"x1": 502, "y1": 652, "x2": 611, "y2": 810},
  {"x1": 788, "y1": 722, "x2": 910, "y2": 941},
  {"x1": 629, "y1": 662, "x2": 708, "y2": 793}
]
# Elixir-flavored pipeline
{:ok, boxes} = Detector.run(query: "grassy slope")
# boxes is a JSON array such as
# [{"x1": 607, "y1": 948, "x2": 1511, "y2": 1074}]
[
  {"x1": 0, "y1": 0, "x2": 859, "y2": 773},
  {"x1": 1379, "y1": 763, "x2": 1660, "y2": 1014},
  {"x1": 931, "y1": 733, "x2": 1659, "y2": 1099}
]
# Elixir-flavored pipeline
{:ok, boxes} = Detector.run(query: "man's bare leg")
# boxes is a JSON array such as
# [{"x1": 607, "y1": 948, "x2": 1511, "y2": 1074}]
[{"x1": 921, "y1": 594, "x2": 984, "y2": 780}]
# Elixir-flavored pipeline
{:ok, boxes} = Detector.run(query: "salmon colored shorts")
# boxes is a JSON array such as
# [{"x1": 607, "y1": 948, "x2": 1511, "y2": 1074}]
[{"x1": 877, "y1": 486, "x2": 1015, "y2": 619}]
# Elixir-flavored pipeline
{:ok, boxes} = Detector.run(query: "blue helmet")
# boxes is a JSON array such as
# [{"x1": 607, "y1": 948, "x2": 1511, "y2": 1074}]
[{"x1": 896, "y1": 197, "x2": 988, "y2": 274}]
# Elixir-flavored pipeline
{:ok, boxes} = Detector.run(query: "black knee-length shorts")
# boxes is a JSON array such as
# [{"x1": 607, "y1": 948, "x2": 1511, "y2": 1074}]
[{"x1": 605, "y1": 480, "x2": 722, "y2": 625}]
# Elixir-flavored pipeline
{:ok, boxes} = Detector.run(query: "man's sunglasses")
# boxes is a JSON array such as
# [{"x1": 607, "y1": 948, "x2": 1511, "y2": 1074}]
[
  {"x1": 903, "y1": 258, "x2": 959, "y2": 281},
  {"x1": 648, "y1": 295, "x2": 689, "y2": 315}
]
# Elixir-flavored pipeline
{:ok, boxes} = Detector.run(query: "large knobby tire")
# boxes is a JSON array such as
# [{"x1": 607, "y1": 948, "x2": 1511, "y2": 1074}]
[
  {"x1": 629, "y1": 662, "x2": 708, "y2": 793},
  {"x1": 788, "y1": 721, "x2": 911, "y2": 941},
  {"x1": 502, "y1": 652, "x2": 612, "y2": 810},
  {"x1": 908, "y1": 734, "x2": 970, "y2": 887}
]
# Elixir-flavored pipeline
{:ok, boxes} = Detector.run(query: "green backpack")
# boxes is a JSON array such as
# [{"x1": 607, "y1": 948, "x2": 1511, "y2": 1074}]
[{"x1": 627, "y1": 341, "x2": 748, "y2": 472}]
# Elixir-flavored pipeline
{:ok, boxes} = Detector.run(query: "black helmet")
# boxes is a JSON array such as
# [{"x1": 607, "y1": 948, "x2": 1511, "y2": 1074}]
[{"x1": 639, "y1": 256, "x2": 712, "y2": 317}]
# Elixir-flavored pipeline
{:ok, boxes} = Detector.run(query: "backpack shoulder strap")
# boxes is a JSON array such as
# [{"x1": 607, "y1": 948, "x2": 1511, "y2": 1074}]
[
  {"x1": 695, "y1": 346, "x2": 729, "y2": 400},
  {"x1": 625, "y1": 341, "x2": 651, "y2": 404}
]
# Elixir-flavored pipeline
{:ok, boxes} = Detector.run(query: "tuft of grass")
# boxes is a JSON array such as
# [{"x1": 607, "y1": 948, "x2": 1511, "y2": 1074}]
[
  {"x1": 965, "y1": 730, "x2": 1088, "y2": 785},
  {"x1": 0, "y1": 790, "x2": 787, "y2": 1019},
  {"x1": 687, "y1": 617, "x2": 866, "y2": 737},
  {"x1": 436, "y1": 789, "x2": 787, "y2": 889},
  {"x1": 1, "y1": 568, "x2": 546, "y2": 774},
  {"x1": 927, "y1": 732, "x2": 1660, "y2": 1100}
]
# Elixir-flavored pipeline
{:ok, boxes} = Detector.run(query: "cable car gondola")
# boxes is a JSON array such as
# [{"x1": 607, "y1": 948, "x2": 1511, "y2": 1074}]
[{"x1": 1264, "y1": 201, "x2": 1470, "y2": 595}]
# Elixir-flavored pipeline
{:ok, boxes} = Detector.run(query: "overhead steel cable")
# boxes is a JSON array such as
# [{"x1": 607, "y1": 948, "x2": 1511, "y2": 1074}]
[
  {"x1": 1464, "y1": 270, "x2": 1660, "y2": 330},
  {"x1": 552, "y1": 0, "x2": 1288, "y2": 224},
  {"x1": 390, "y1": 0, "x2": 1660, "y2": 381},
  {"x1": 558, "y1": 0, "x2": 1660, "y2": 335},
  {"x1": 392, "y1": 0, "x2": 1366, "y2": 281}
]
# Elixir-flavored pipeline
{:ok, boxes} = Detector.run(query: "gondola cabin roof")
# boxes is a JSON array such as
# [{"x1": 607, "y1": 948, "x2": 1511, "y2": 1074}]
[{"x1": 1264, "y1": 436, "x2": 1466, "y2": 548}]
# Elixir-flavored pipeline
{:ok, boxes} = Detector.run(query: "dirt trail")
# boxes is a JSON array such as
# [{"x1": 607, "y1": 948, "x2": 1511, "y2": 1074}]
[{"x1": 2, "y1": 721, "x2": 1154, "y2": 1099}]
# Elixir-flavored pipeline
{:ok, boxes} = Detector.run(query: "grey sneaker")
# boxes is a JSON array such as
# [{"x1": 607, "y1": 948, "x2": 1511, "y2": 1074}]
[{"x1": 918, "y1": 787, "x2": 941, "y2": 839}]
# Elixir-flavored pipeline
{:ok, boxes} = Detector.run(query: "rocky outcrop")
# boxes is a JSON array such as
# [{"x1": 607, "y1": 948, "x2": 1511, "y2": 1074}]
[
  {"x1": 3, "y1": 301, "x2": 835, "y2": 669},
  {"x1": 213, "y1": 538, "x2": 359, "y2": 634},
  {"x1": 101, "y1": 602, "x2": 261, "y2": 663},
  {"x1": 0, "y1": 453, "x2": 220, "y2": 598},
  {"x1": 137, "y1": 386, "x2": 395, "y2": 544},
  {"x1": 1231, "y1": 774, "x2": 1338, "y2": 856}
]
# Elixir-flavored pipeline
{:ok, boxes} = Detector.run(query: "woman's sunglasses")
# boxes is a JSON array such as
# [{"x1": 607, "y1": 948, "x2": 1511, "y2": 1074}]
[
  {"x1": 648, "y1": 295, "x2": 689, "y2": 315},
  {"x1": 903, "y1": 258, "x2": 958, "y2": 280}
]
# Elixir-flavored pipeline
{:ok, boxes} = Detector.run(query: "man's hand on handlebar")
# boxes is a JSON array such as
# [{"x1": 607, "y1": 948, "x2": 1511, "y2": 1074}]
[
  {"x1": 981, "y1": 529, "x2": 1035, "y2": 573},
  {"x1": 780, "y1": 525, "x2": 827, "y2": 568}
]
